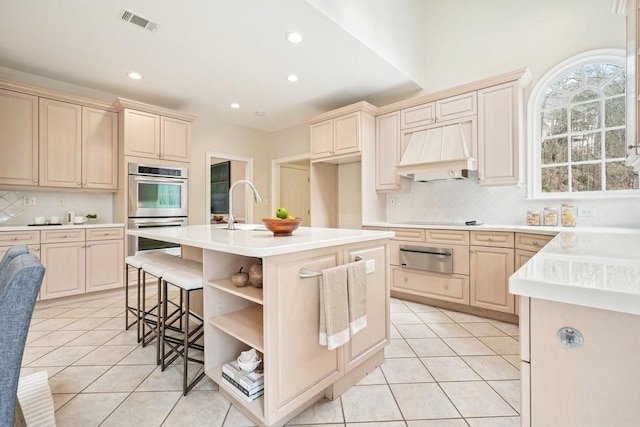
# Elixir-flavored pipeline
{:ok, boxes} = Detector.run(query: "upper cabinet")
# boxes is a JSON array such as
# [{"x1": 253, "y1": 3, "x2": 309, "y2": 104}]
[
  {"x1": 400, "y1": 91, "x2": 476, "y2": 130},
  {"x1": 117, "y1": 98, "x2": 195, "y2": 163},
  {"x1": 0, "y1": 80, "x2": 118, "y2": 191},
  {"x1": 0, "y1": 89, "x2": 38, "y2": 186},
  {"x1": 375, "y1": 111, "x2": 401, "y2": 191},
  {"x1": 308, "y1": 102, "x2": 377, "y2": 163},
  {"x1": 477, "y1": 81, "x2": 524, "y2": 186}
]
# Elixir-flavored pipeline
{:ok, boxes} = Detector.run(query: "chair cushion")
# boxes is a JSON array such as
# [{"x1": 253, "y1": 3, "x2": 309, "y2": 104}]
[
  {"x1": 142, "y1": 260, "x2": 179, "y2": 278},
  {"x1": 125, "y1": 252, "x2": 179, "y2": 269},
  {"x1": 163, "y1": 267, "x2": 204, "y2": 290}
]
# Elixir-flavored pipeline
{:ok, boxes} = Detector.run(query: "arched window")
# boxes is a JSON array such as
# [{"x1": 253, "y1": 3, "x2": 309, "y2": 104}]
[{"x1": 528, "y1": 49, "x2": 637, "y2": 198}]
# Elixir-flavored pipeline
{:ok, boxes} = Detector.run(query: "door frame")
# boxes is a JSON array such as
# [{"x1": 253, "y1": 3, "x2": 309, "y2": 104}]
[
  {"x1": 206, "y1": 151, "x2": 254, "y2": 223},
  {"x1": 270, "y1": 152, "x2": 310, "y2": 217}
]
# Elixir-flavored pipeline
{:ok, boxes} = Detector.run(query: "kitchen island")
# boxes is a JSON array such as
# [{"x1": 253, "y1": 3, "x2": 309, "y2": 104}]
[
  {"x1": 509, "y1": 228, "x2": 640, "y2": 427},
  {"x1": 128, "y1": 224, "x2": 394, "y2": 427}
]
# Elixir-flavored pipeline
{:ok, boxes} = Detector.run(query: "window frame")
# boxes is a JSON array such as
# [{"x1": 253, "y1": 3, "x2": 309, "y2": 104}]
[{"x1": 527, "y1": 48, "x2": 636, "y2": 200}]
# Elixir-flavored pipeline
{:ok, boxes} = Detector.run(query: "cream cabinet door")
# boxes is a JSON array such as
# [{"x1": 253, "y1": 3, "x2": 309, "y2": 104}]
[
  {"x1": 478, "y1": 81, "x2": 521, "y2": 186},
  {"x1": 343, "y1": 243, "x2": 388, "y2": 372},
  {"x1": 310, "y1": 120, "x2": 333, "y2": 160},
  {"x1": 375, "y1": 111, "x2": 401, "y2": 191},
  {"x1": 86, "y1": 238, "x2": 123, "y2": 292},
  {"x1": 40, "y1": 241, "x2": 86, "y2": 300},
  {"x1": 123, "y1": 109, "x2": 160, "y2": 158},
  {"x1": 39, "y1": 98, "x2": 82, "y2": 188},
  {"x1": 401, "y1": 102, "x2": 435, "y2": 129},
  {"x1": 160, "y1": 116, "x2": 190, "y2": 162},
  {"x1": 435, "y1": 91, "x2": 477, "y2": 122},
  {"x1": 470, "y1": 245, "x2": 515, "y2": 313},
  {"x1": 0, "y1": 89, "x2": 38, "y2": 186},
  {"x1": 514, "y1": 249, "x2": 535, "y2": 316},
  {"x1": 333, "y1": 112, "x2": 360, "y2": 156},
  {"x1": 82, "y1": 107, "x2": 118, "y2": 189}
]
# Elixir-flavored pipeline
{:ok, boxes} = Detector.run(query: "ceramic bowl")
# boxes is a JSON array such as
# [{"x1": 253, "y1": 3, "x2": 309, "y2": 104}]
[
  {"x1": 237, "y1": 356, "x2": 261, "y2": 372},
  {"x1": 261, "y1": 218, "x2": 302, "y2": 236}
]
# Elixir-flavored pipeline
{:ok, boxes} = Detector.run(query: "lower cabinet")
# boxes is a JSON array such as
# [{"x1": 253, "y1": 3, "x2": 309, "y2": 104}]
[
  {"x1": 470, "y1": 231, "x2": 515, "y2": 314},
  {"x1": 392, "y1": 267, "x2": 470, "y2": 305},
  {"x1": 3, "y1": 226, "x2": 124, "y2": 300}
]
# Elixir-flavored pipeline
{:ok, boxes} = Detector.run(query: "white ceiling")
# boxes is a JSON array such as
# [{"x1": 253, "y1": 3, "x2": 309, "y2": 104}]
[{"x1": 0, "y1": 0, "x2": 422, "y2": 132}]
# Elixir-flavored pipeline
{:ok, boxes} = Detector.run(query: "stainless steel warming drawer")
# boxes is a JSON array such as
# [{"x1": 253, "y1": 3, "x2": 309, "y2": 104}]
[{"x1": 399, "y1": 245, "x2": 453, "y2": 274}]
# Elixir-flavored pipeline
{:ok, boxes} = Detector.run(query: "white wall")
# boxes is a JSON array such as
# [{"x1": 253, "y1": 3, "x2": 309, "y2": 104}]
[{"x1": 384, "y1": 0, "x2": 631, "y2": 228}]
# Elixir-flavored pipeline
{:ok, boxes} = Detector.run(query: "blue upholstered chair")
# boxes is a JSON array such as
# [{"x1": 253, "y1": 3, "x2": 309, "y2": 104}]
[
  {"x1": 0, "y1": 252, "x2": 45, "y2": 427},
  {"x1": 0, "y1": 244, "x2": 28, "y2": 273}
]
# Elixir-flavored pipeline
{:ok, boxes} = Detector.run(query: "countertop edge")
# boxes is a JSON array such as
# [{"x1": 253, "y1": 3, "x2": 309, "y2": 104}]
[
  {"x1": 363, "y1": 221, "x2": 639, "y2": 234},
  {"x1": 1, "y1": 223, "x2": 125, "y2": 231}
]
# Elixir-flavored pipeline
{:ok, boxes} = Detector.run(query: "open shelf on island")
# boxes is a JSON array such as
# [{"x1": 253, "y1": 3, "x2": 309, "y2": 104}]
[
  {"x1": 208, "y1": 305, "x2": 264, "y2": 352},
  {"x1": 208, "y1": 278, "x2": 264, "y2": 305},
  {"x1": 207, "y1": 366, "x2": 265, "y2": 423}
]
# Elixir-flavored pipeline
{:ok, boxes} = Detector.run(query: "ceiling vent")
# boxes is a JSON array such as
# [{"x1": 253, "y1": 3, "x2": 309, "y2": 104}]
[{"x1": 120, "y1": 9, "x2": 158, "y2": 32}]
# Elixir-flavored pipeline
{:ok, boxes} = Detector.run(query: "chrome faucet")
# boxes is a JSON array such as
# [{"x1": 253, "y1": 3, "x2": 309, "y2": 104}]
[{"x1": 227, "y1": 180, "x2": 263, "y2": 230}]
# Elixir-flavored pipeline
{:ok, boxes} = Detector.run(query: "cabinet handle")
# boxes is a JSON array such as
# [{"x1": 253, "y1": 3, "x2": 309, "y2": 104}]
[
  {"x1": 533, "y1": 241, "x2": 539, "y2": 246},
  {"x1": 404, "y1": 276, "x2": 408, "y2": 282},
  {"x1": 629, "y1": 144, "x2": 639, "y2": 149},
  {"x1": 444, "y1": 284, "x2": 449, "y2": 290},
  {"x1": 62, "y1": 234, "x2": 67, "y2": 238},
  {"x1": 104, "y1": 232, "x2": 109, "y2": 236},
  {"x1": 488, "y1": 237, "x2": 493, "y2": 241},
  {"x1": 11, "y1": 237, "x2": 17, "y2": 241},
  {"x1": 33, "y1": 179, "x2": 38, "y2": 183}
]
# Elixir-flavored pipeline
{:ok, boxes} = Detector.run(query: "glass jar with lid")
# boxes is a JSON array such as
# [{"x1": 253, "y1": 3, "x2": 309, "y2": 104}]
[
  {"x1": 543, "y1": 206, "x2": 558, "y2": 226},
  {"x1": 561, "y1": 204, "x2": 577, "y2": 227},
  {"x1": 527, "y1": 210, "x2": 540, "y2": 226}
]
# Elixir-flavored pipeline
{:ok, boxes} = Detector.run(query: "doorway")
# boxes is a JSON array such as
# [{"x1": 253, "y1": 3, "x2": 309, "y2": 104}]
[
  {"x1": 271, "y1": 153, "x2": 311, "y2": 226},
  {"x1": 205, "y1": 151, "x2": 254, "y2": 224}
]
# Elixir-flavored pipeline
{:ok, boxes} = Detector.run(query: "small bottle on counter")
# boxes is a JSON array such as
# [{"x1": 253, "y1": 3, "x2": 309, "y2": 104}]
[
  {"x1": 560, "y1": 204, "x2": 577, "y2": 227},
  {"x1": 543, "y1": 207, "x2": 558, "y2": 226},
  {"x1": 527, "y1": 210, "x2": 540, "y2": 226}
]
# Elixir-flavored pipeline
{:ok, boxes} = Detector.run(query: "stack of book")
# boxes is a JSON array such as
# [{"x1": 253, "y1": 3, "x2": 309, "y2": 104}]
[{"x1": 221, "y1": 360, "x2": 264, "y2": 402}]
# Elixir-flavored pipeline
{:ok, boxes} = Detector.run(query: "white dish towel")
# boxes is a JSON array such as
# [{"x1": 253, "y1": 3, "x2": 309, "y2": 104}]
[{"x1": 319, "y1": 260, "x2": 368, "y2": 350}]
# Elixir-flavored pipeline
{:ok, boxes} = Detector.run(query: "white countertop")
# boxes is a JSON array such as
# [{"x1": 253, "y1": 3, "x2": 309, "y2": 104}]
[
  {"x1": 0, "y1": 223, "x2": 124, "y2": 231},
  {"x1": 362, "y1": 221, "x2": 632, "y2": 235},
  {"x1": 127, "y1": 224, "x2": 395, "y2": 257},
  {"x1": 509, "y1": 228, "x2": 640, "y2": 316}
]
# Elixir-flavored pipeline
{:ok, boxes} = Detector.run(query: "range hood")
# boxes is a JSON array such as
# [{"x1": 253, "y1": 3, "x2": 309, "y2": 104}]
[{"x1": 396, "y1": 120, "x2": 477, "y2": 182}]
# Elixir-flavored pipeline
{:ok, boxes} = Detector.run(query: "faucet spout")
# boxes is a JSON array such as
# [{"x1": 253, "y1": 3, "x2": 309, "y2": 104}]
[{"x1": 227, "y1": 180, "x2": 263, "y2": 230}]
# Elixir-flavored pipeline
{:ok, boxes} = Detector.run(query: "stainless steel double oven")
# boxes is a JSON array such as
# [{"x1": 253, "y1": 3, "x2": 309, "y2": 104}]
[{"x1": 127, "y1": 163, "x2": 188, "y2": 255}]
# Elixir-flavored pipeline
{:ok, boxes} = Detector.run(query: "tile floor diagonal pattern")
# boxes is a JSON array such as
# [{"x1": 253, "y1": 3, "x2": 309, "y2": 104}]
[{"x1": 22, "y1": 292, "x2": 521, "y2": 426}]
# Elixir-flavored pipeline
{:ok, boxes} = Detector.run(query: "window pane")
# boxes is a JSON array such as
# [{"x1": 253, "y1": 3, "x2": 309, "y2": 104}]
[
  {"x1": 584, "y1": 64, "x2": 620, "y2": 89},
  {"x1": 571, "y1": 101, "x2": 600, "y2": 132},
  {"x1": 605, "y1": 96, "x2": 625, "y2": 127},
  {"x1": 572, "y1": 163, "x2": 602, "y2": 192},
  {"x1": 541, "y1": 108, "x2": 567, "y2": 137},
  {"x1": 606, "y1": 161, "x2": 639, "y2": 190},
  {"x1": 571, "y1": 89, "x2": 599, "y2": 103},
  {"x1": 541, "y1": 137, "x2": 568, "y2": 164},
  {"x1": 605, "y1": 129, "x2": 626, "y2": 159},
  {"x1": 555, "y1": 68, "x2": 583, "y2": 92},
  {"x1": 602, "y1": 71, "x2": 626, "y2": 96},
  {"x1": 571, "y1": 132, "x2": 601, "y2": 162},
  {"x1": 541, "y1": 166, "x2": 568, "y2": 193}
]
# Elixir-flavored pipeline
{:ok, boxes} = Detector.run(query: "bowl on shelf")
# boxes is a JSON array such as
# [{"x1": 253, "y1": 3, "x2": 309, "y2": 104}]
[
  {"x1": 237, "y1": 355, "x2": 262, "y2": 373},
  {"x1": 261, "y1": 218, "x2": 302, "y2": 236}
]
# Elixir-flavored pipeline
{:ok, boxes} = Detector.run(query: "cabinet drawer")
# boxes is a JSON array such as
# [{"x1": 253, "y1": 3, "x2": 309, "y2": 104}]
[
  {"x1": 425, "y1": 229, "x2": 469, "y2": 246},
  {"x1": 41, "y1": 228, "x2": 85, "y2": 243},
  {"x1": 470, "y1": 231, "x2": 514, "y2": 247},
  {"x1": 87, "y1": 227, "x2": 124, "y2": 241},
  {"x1": 400, "y1": 103, "x2": 435, "y2": 129},
  {"x1": 0, "y1": 231, "x2": 40, "y2": 245},
  {"x1": 390, "y1": 228, "x2": 425, "y2": 242},
  {"x1": 389, "y1": 241, "x2": 469, "y2": 275},
  {"x1": 392, "y1": 267, "x2": 469, "y2": 304},
  {"x1": 515, "y1": 233, "x2": 554, "y2": 252}
]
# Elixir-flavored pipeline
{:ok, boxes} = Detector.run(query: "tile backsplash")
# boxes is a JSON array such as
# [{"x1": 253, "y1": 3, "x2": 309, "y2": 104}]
[
  {"x1": 0, "y1": 190, "x2": 114, "y2": 225},
  {"x1": 386, "y1": 172, "x2": 640, "y2": 228}
]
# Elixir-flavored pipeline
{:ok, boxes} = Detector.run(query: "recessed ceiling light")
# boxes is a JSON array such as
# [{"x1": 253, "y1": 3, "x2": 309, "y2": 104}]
[
  {"x1": 255, "y1": 111, "x2": 265, "y2": 116},
  {"x1": 287, "y1": 74, "x2": 299, "y2": 83},
  {"x1": 128, "y1": 72, "x2": 143, "y2": 80},
  {"x1": 230, "y1": 103, "x2": 240, "y2": 109},
  {"x1": 286, "y1": 32, "x2": 303, "y2": 44}
]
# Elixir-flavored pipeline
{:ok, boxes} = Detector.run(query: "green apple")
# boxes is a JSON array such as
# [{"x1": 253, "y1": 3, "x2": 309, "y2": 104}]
[{"x1": 276, "y1": 207, "x2": 289, "y2": 219}]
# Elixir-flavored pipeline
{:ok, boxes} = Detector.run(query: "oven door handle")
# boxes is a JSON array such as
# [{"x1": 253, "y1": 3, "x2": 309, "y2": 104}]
[{"x1": 130, "y1": 176, "x2": 187, "y2": 184}]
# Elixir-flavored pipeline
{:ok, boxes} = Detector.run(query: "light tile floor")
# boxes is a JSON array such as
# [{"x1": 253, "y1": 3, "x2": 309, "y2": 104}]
[{"x1": 22, "y1": 293, "x2": 521, "y2": 426}]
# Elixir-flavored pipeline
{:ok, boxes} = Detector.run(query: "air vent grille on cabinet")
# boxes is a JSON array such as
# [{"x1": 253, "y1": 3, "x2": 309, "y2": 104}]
[{"x1": 120, "y1": 9, "x2": 158, "y2": 32}]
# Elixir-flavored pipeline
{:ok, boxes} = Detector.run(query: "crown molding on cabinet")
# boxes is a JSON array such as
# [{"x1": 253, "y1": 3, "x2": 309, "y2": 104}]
[
  {"x1": 376, "y1": 67, "x2": 531, "y2": 116},
  {"x1": 113, "y1": 97, "x2": 196, "y2": 122},
  {"x1": 611, "y1": 0, "x2": 628, "y2": 14},
  {"x1": 306, "y1": 100, "x2": 378, "y2": 124},
  {"x1": 0, "y1": 78, "x2": 115, "y2": 111}
]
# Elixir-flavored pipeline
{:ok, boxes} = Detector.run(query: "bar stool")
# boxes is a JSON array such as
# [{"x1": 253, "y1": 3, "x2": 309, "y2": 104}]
[
  {"x1": 124, "y1": 252, "x2": 178, "y2": 342},
  {"x1": 160, "y1": 266, "x2": 205, "y2": 395}
]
